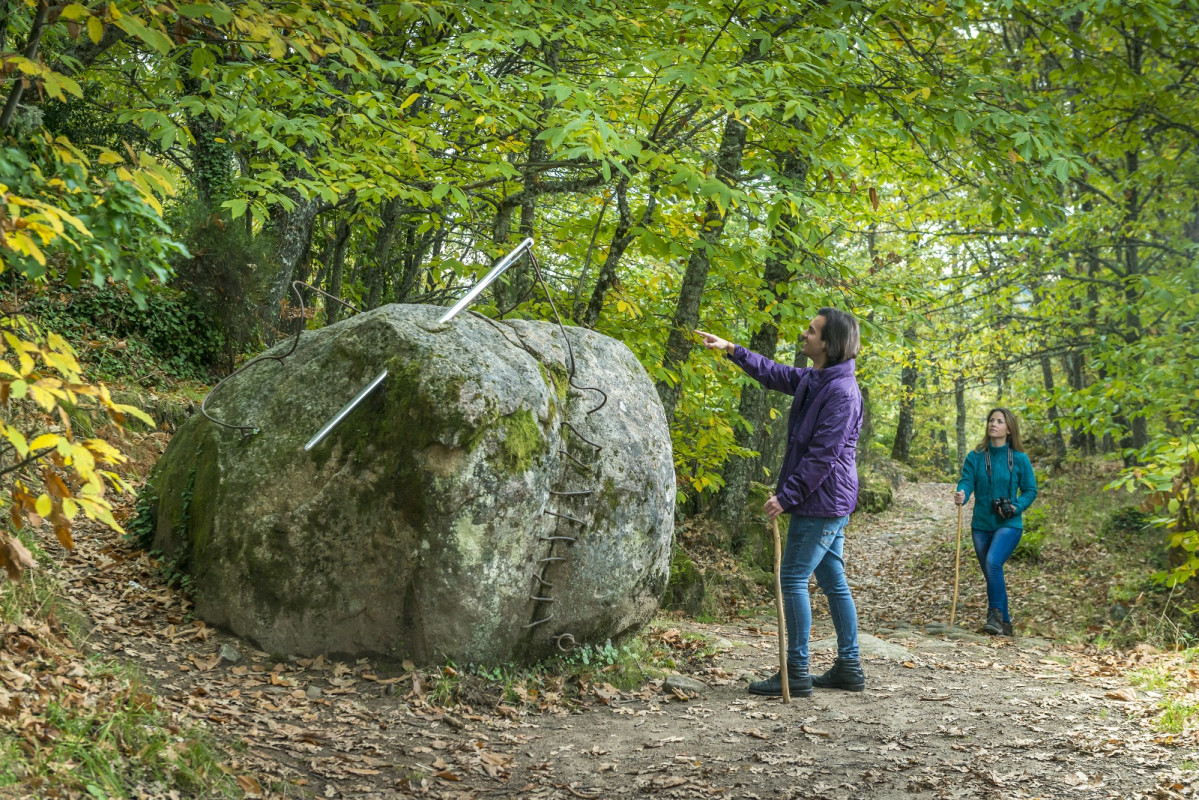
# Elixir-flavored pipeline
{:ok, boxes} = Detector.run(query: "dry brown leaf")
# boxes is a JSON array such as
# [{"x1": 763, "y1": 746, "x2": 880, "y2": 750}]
[
  {"x1": 0, "y1": 534, "x2": 37, "y2": 580},
  {"x1": 801, "y1": 724, "x2": 831, "y2": 738},
  {"x1": 480, "y1": 751, "x2": 513, "y2": 766},
  {"x1": 235, "y1": 775, "x2": 263, "y2": 797},
  {"x1": 1105, "y1": 688, "x2": 1136, "y2": 702}
]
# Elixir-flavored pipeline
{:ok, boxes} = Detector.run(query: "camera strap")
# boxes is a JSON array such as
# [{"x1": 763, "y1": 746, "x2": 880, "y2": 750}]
[{"x1": 983, "y1": 447, "x2": 1015, "y2": 502}]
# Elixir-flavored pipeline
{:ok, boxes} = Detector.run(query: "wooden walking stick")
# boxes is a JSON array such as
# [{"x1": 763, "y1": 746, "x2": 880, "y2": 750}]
[
  {"x1": 770, "y1": 501, "x2": 789, "y2": 703},
  {"x1": 949, "y1": 503, "x2": 963, "y2": 627}
]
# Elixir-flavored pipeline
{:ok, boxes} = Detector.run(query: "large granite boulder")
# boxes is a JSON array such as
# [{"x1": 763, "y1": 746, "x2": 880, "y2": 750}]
[{"x1": 148, "y1": 305, "x2": 674, "y2": 665}]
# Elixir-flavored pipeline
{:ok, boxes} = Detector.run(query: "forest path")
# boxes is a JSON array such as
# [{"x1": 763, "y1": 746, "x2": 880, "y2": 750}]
[{"x1": 65, "y1": 482, "x2": 1194, "y2": 799}]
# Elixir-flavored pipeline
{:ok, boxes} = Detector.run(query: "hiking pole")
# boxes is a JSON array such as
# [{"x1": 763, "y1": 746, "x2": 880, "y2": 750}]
[
  {"x1": 949, "y1": 503, "x2": 963, "y2": 627},
  {"x1": 770, "y1": 498, "x2": 789, "y2": 704}
]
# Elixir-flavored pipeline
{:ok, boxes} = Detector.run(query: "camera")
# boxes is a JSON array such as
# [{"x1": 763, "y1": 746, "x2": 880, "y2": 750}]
[{"x1": 991, "y1": 497, "x2": 1017, "y2": 520}]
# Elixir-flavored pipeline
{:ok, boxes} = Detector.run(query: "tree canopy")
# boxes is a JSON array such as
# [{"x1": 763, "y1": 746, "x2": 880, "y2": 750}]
[{"x1": 2, "y1": 0, "x2": 1197, "y2": 581}]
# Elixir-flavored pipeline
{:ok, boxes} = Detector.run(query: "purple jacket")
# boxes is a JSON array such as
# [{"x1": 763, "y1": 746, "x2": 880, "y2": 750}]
[{"x1": 729, "y1": 347, "x2": 863, "y2": 517}]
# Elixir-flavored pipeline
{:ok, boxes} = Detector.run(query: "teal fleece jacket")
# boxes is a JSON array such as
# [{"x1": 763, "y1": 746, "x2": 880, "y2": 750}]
[{"x1": 956, "y1": 445, "x2": 1038, "y2": 531}]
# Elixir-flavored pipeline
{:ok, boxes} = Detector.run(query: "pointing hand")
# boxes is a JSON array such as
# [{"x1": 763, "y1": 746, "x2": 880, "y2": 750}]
[{"x1": 694, "y1": 330, "x2": 734, "y2": 355}]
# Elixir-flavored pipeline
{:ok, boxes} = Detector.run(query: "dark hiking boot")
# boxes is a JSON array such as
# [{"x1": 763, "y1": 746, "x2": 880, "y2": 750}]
[
  {"x1": 1001, "y1": 620, "x2": 1014, "y2": 637},
  {"x1": 811, "y1": 658, "x2": 866, "y2": 692},
  {"x1": 748, "y1": 664, "x2": 812, "y2": 697},
  {"x1": 982, "y1": 608, "x2": 1004, "y2": 635}
]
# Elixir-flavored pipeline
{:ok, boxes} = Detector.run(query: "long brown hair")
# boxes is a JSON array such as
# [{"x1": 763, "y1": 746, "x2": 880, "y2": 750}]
[{"x1": 974, "y1": 407, "x2": 1024, "y2": 452}]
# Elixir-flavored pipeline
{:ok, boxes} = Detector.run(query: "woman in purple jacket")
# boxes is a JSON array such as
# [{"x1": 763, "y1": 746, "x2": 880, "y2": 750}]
[{"x1": 697, "y1": 307, "x2": 865, "y2": 698}]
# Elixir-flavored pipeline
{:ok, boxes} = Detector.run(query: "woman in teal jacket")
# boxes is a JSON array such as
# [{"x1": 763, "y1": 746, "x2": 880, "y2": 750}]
[{"x1": 953, "y1": 408, "x2": 1038, "y2": 636}]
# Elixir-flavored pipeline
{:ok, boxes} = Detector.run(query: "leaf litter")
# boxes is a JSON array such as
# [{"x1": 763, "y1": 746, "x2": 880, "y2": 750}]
[{"x1": 4, "y1": 480, "x2": 1197, "y2": 798}]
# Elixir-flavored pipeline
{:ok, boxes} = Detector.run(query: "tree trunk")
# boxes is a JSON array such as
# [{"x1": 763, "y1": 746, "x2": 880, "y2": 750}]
[
  {"x1": 397, "y1": 226, "x2": 438, "y2": 302},
  {"x1": 655, "y1": 114, "x2": 747, "y2": 418},
  {"x1": 262, "y1": 193, "x2": 320, "y2": 337},
  {"x1": 712, "y1": 153, "x2": 809, "y2": 541},
  {"x1": 955, "y1": 378, "x2": 967, "y2": 472},
  {"x1": 495, "y1": 41, "x2": 561, "y2": 313},
  {"x1": 1040, "y1": 355, "x2": 1067, "y2": 459},
  {"x1": 1063, "y1": 351, "x2": 1088, "y2": 453},
  {"x1": 326, "y1": 218, "x2": 352, "y2": 325},
  {"x1": 182, "y1": 77, "x2": 233, "y2": 207},
  {"x1": 890, "y1": 328, "x2": 918, "y2": 463},
  {"x1": 582, "y1": 178, "x2": 659, "y2": 328},
  {"x1": 0, "y1": 0, "x2": 50, "y2": 133},
  {"x1": 366, "y1": 197, "x2": 404, "y2": 309}
]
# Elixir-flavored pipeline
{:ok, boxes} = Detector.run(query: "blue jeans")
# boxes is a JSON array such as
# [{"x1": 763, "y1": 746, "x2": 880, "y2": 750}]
[
  {"x1": 780, "y1": 515, "x2": 859, "y2": 668},
  {"x1": 972, "y1": 527, "x2": 1022, "y2": 623}
]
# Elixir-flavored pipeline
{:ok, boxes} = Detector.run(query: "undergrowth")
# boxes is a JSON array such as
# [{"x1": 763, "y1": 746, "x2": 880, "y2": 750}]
[
  {"x1": 11, "y1": 281, "x2": 223, "y2": 385},
  {"x1": 421, "y1": 625, "x2": 724, "y2": 714},
  {"x1": 0, "y1": 535, "x2": 236, "y2": 799},
  {"x1": 1013, "y1": 457, "x2": 1194, "y2": 649}
]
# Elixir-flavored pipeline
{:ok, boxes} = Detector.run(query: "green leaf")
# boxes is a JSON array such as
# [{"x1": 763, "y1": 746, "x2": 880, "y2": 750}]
[
  {"x1": 115, "y1": 16, "x2": 174, "y2": 55},
  {"x1": 222, "y1": 198, "x2": 248, "y2": 218}
]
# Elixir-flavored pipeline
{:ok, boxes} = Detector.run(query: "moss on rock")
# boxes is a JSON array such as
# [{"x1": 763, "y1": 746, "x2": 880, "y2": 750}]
[
  {"x1": 662, "y1": 545, "x2": 705, "y2": 616},
  {"x1": 855, "y1": 466, "x2": 894, "y2": 514},
  {"x1": 497, "y1": 409, "x2": 546, "y2": 473}
]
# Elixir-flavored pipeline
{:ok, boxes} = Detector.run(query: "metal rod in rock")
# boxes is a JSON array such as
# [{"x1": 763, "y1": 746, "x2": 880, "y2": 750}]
[
  {"x1": 437, "y1": 237, "x2": 535, "y2": 324},
  {"x1": 303, "y1": 369, "x2": 389, "y2": 451}
]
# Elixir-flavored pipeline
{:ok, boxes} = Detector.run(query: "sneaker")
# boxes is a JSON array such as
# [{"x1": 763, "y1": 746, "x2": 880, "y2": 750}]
[
  {"x1": 982, "y1": 608, "x2": 1004, "y2": 635},
  {"x1": 748, "y1": 664, "x2": 812, "y2": 697},
  {"x1": 811, "y1": 658, "x2": 866, "y2": 692}
]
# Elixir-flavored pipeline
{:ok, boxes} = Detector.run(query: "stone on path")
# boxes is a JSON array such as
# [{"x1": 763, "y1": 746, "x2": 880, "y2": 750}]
[
  {"x1": 810, "y1": 633, "x2": 911, "y2": 661},
  {"x1": 663, "y1": 675, "x2": 709, "y2": 694}
]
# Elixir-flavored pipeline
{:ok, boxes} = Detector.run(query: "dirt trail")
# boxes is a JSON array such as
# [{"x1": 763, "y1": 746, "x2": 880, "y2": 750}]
[{"x1": 64, "y1": 482, "x2": 1197, "y2": 799}]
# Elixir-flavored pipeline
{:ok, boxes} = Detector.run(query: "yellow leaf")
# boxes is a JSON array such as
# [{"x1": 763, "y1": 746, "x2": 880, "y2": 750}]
[
  {"x1": 76, "y1": 495, "x2": 124, "y2": 533},
  {"x1": 28, "y1": 384, "x2": 57, "y2": 412},
  {"x1": 3, "y1": 425, "x2": 29, "y2": 457},
  {"x1": 87, "y1": 15, "x2": 103, "y2": 44},
  {"x1": 68, "y1": 443, "x2": 96, "y2": 474},
  {"x1": 59, "y1": 3, "x2": 90, "y2": 21},
  {"x1": 62, "y1": 497, "x2": 79, "y2": 520},
  {"x1": 110, "y1": 403, "x2": 155, "y2": 428},
  {"x1": 85, "y1": 439, "x2": 124, "y2": 463},
  {"x1": 920, "y1": 87, "x2": 930, "y2": 100},
  {"x1": 42, "y1": 349, "x2": 81, "y2": 376},
  {"x1": 10, "y1": 231, "x2": 46, "y2": 266},
  {"x1": 28, "y1": 433, "x2": 62, "y2": 451},
  {"x1": 35, "y1": 494, "x2": 52, "y2": 518}
]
